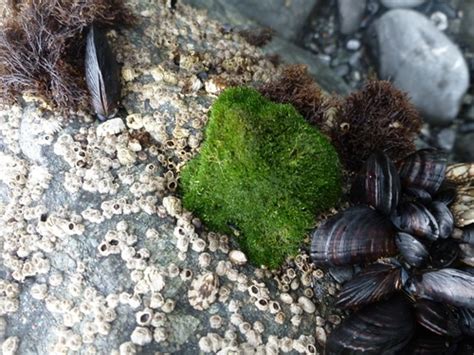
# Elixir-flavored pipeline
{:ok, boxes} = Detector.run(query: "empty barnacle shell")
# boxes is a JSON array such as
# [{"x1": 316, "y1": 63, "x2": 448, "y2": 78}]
[
  {"x1": 311, "y1": 206, "x2": 397, "y2": 266},
  {"x1": 326, "y1": 297, "x2": 415, "y2": 354},
  {"x1": 445, "y1": 163, "x2": 474, "y2": 185},
  {"x1": 429, "y1": 239, "x2": 459, "y2": 268},
  {"x1": 391, "y1": 202, "x2": 440, "y2": 240},
  {"x1": 428, "y1": 201, "x2": 454, "y2": 239},
  {"x1": 407, "y1": 269, "x2": 474, "y2": 309},
  {"x1": 85, "y1": 25, "x2": 121, "y2": 121},
  {"x1": 336, "y1": 262, "x2": 403, "y2": 309},
  {"x1": 414, "y1": 300, "x2": 460, "y2": 337},
  {"x1": 395, "y1": 232, "x2": 429, "y2": 268},
  {"x1": 350, "y1": 151, "x2": 400, "y2": 215},
  {"x1": 398, "y1": 149, "x2": 447, "y2": 195}
]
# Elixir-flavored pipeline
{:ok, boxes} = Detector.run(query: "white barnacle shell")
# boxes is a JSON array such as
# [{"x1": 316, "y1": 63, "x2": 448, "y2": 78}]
[
  {"x1": 143, "y1": 266, "x2": 165, "y2": 292},
  {"x1": 229, "y1": 250, "x2": 247, "y2": 266},
  {"x1": 298, "y1": 296, "x2": 316, "y2": 314},
  {"x1": 280, "y1": 292, "x2": 294, "y2": 305},
  {"x1": 2, "y1": 336, "x2": 20, "y2": 355},
  {"x1": 97, "y1": 118, "x2": 126, "y2": 137},
  {"x1": 126, "y1": 114, "x2": 144, "y2": 130},
  {"x1": 274, "y1": 311, "x2": 285, "y2": 325},
  {"x1": 255, "y1": 298, "x2": 269, "y2": 312},
  {"x1": 209, "y1": 315, "x2": 223, "y2": 329},
  {"x1": 162, "y1": 196, "x2": 182, "y2": 218},
  {"x1": 198, "y1": 252, "x2": 212, "y2": 268},
  {"x1": 161, "y1": 299, "x2": 176, "y2": 314},
  {"x1": 117, "y1": 145, "x2": 137, "y2": 166},
  {"x1": 119, "y1": 341, "x2": 137, "y2": 355},
  {"x1": 280, "y1": 337, "x2": 294, "y2": 353},
  {"x1": 188, "y1": 272, "x2": 219, "y2": 311},
  {"x1": 136, "y1": 308, "x2": 153, "y2": 326},
  {"x1": 130, "y1": 326, "x2": 152, "y2": 346},
  {"x1": 30, "y1": 283, "x2": 48, "y2": 300}
]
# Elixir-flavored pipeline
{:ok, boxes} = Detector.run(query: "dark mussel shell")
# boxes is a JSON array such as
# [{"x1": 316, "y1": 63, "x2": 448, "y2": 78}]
[
  {"x1": 336, "y1": 261, "x2": 402, "y2": 308},
  {"x1": 398, "y1": 149, "x2": 447, "y2": 195},
  {"x1": 462, "y1": 225, "x2": 474, "y2": 245},
  {"x1": 459, "y1": 308, "x2": 474, "y2": 337},
  {"x1": 395, "y1": 232, "x2": 429, "y2": 268},
  {"x1": 415, "y1": 300, "x2": 460, "y2": 337},
  {"x1": 310, "y1": 206, "x2": 397, "y2": 266},
  {"x1": 350, "y1": 151, "x2": 401, "y2": 216},
  {"x1": 434, "y1": 182, "x2": 457, "y2": 206},
  {"x1": 404, "y1": 187, "x2": 432, "y2": 204},
  {"x1": 326, "y1": 297, "x2": 415, "y2": 354},
  {"x1": 399, "y1": 149, "x2": 447, "y2": 195},
  {"x1": 408, "y1": 269, "x2": 474, "y2": 309},
  {"x1": 85, "y1": 25, "x2": 121, "y2": 121},
  {"x1": 428, "y1": 201, "x2": 454, "y2": 239},
  {"x1": 403, "y1": 331, "x2": 457, "y2": 355},
  {"x1": 429, "y1": 239, "x2": 459, "y2": 268},
  {"x1": 391, "y1": 202, "x2": 440, "y2": 240}
]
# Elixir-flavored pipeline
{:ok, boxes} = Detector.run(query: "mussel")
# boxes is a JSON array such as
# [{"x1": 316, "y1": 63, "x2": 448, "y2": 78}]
[
  {"x1": 350, "y1": 151, "x2": 400, "y2": 216},
  {"x1": 310, "y1": 206, "x2": 397, "y2": 266},
  {"x1": 336, "y1": 262, "x2": 402, "y2": 308},
  {"x1": 326, "y1": 297, "x2": 415, "y2": 354},
  {"x1": 398, "y1": 149, "x2": 447, "y2": 195},
  {"x1": 429, "y1": 239, "x2": 459, "y2": 268},
  {"x1": 395, "y1": 232, "x2": 429, "y2": 268},
  {"x1": 458, "y1": 308, "x2": 474, "y2": 337},
  {"x1": 408, "y1": 269, "x2": 474, "y2": 309},
  {"x1": 415, "y1": 300, "x2": 460, "y2": 337},
  {"x1": 85, "y1": 25, "x2": 121, "y2": 121},
  {"x1": 391, "y1": 202, "x2": 440, "y2": 240},
  {"x1": 428, "y1": 201, "x2": 454, "y2": 239}
]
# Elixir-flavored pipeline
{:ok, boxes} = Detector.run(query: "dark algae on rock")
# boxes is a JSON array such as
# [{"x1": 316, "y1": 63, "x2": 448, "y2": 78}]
[{"x1": 180, "y1": 87, "x2": 342, "y2": 269}]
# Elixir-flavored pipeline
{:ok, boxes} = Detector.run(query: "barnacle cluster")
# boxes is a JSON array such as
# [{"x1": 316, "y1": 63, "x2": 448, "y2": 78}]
[{"x1": 311, "y1": 149, "x2": 474, "y2": 353}]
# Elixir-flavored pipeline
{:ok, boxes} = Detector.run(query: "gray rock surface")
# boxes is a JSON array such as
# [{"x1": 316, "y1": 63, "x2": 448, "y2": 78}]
[
  {"x1": 0, "y1": 1, "x2": 342, "y2": 354},
  {"x1": 337, "y1": 0, "x2": 366, "y2": 35},
  {"x1": 371, "y1": 9, "x2": 469, "y2": 125},
  {"x1": 381, "y1": 0, "x2": 426, "y2": 8},
  {"x1": 460, "y1": 0, "x2": 474, "y2": 48},
  {"x1": 183, "y1": 0, "x2": 350, "y2": 95},
  {"x1": 184, "y1": 0, "x2": 319, "y2": 41}
]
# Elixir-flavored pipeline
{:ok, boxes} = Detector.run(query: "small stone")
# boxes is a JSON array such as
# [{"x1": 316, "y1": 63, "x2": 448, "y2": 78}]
[
  {"x1": 346, "y1": 39, "x2": 361, "y2": 51},
  {"x1": 337, "y1": 0, "x2": 367, "y2": 34}
]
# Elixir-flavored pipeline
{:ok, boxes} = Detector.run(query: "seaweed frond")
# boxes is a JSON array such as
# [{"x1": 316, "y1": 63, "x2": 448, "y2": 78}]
[
  {"x1": 259, "y1": 64, "x2": 329, "y2": 128},
  {"x1": 239, "y1": 27, "x2": 274, "y2": 47},
  {"x1": 331, "y1": 80, "x2": 422, "y2": 171},
  {"x1": 0, "y1": 0, "x2": 134, "y2": 112}
]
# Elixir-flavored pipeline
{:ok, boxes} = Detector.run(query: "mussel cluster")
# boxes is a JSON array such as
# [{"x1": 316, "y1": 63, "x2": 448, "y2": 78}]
[{"x1": 310, "y1": 149, "x2": 474, "y2": 354}]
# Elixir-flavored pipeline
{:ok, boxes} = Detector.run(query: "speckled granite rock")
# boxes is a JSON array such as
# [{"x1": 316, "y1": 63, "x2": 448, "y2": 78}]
[
  {"x1": 0, "y1": 1, "x2": 343, "y2": 354},
  {"x1": 370, "y1": 9, "x2": 469, "y2": 125}
]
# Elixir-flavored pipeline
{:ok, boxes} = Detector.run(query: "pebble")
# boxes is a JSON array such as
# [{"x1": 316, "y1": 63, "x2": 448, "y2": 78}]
[
  {"x1": 381, "y1": 0, "x2": 426, "y2": 8},
  {"x1": 337, "y1": 0, "x2": 367, "y2": 35},
  {"x1": 346, "y1": 39, "x2": 361, "y2": 51},
  {"x1": 371, "y1": 9, "x2": 469, "y2": 125}
]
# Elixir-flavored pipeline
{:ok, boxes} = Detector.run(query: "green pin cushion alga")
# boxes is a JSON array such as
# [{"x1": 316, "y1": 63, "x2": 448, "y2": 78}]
[{"x1": 180, "y1": 87, "x2": 342, "y2": 268}]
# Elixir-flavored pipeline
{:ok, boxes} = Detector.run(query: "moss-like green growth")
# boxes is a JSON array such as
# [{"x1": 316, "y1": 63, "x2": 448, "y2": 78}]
[{"x1": 180, "y1": 87, "x2": 342, "y2": 268}]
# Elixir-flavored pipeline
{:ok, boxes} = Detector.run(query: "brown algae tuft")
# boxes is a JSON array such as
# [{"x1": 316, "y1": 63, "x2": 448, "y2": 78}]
[{"x1": 180, "y1": 87, "x2": 342, "y2": 268}]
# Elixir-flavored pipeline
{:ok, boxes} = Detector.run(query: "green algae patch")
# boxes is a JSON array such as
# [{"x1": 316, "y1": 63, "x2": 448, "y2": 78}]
[{"x1": 180, "y1": 87, "x2": 342, "y2": 268}]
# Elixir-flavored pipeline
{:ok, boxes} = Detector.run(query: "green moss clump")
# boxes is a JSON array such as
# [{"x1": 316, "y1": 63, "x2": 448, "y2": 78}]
[{"x1": 180, "y1": 87, "x2": 342, "y2": 268}]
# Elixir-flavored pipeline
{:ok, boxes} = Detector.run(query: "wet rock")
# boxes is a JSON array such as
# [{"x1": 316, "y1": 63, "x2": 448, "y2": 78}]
[
  {"x1": 183, "y1": 0, "x2": 319, "y2": 40},
  {"x1": 337, "y1": 0, "x2": 366, "y2": 35},
  {"x1": 381, "y1": 0, "x2": 426, "y2": 8},
  {"x1": 454, "y1": 132, "x2": 474, "y2": 161},
  {"x1": 460, "y1": 0, "x2": 474, "y2": 48},
  {"x1": 435, "y1": 128, "x2": 456, "y2": 152},
  {"x1": 371, "y1": 9, "x2": 469, "y2": 125}
]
